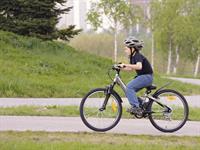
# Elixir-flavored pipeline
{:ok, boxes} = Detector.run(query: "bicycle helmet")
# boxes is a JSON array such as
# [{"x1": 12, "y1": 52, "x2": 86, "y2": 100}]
[{"x1": 124, "y1": 36, "x2": 144, "y2": 50}]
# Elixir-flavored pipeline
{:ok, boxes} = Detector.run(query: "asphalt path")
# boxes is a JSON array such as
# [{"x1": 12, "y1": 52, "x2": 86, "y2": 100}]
[
  {"x1": 167, "y1": 77, "x2": 200, "y2": 85},
  {"x1": 0, "y1": 116, "x2": 199, "y2": 136}
]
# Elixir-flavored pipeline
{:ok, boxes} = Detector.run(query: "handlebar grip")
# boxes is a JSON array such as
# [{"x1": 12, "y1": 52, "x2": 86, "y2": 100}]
[
  {"x1": 118, "y1": 64, "x2": 126, "y2": 68},
  {"x1": 118, "y1": 63, "x2": 126, "y2": 68},
  {"x1": 112, "y1": 64, "x2": 125, "y2": 70}
]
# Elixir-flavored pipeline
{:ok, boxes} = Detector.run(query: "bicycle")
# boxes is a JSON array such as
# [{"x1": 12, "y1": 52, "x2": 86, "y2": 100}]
[{"x1": 80, "y1": 64, "x2": 189, "y2": 132}]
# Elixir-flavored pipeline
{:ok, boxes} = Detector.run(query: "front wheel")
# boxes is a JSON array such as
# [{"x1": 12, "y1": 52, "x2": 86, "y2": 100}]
[
  {"x1": 80, "y1": 88, "x2": 122, "y2": 132},
  {"x1": 149, "y1": 89, "x2": 189, "y2": 132}
]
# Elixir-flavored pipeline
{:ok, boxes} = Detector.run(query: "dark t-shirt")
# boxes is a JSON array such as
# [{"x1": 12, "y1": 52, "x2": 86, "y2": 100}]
[{"x1": 130, "y1": 52, "x2": 153, "y2": 75}]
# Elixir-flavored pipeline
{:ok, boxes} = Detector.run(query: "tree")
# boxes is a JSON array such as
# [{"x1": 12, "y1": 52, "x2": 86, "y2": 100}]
[
  {"x1": 0, "y1": 0, "x2": 81, "y2": 41},
  {"x1": 150, "y1": 0, "x2": 186, "y2": 75},
  {"x1": 87, "y1": 0, "x2": 141, "y2": 62},
  {"x1": 171, "y1": 0, "x2": 200, "y2": 76},
  {"x1": 172, "y1": 11, "x2": 191, "y2": 74},
  {"x1": 148, "y1": 1, "x2": 163, "y2": 69},
  {"x1": 187, "y1": 0, "x2": 200, "y2": 76}
]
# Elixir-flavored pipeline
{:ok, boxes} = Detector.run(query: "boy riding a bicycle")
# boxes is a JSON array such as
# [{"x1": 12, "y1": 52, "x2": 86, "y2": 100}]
[
  {"x1": 80, "y1": 36, "x2": 188, "y2": 132},
  {"x1": 119, "y1": 36, "x2": 153, "y2": 114}
]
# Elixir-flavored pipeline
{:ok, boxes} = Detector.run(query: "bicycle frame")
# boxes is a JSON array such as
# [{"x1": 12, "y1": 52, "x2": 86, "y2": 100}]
[
  {"x1": 106, "y1": 69, "x2": 172, "y2": 114},
  {"x1": 113, "y1": 73, "x2": 127, "y2": 93}
]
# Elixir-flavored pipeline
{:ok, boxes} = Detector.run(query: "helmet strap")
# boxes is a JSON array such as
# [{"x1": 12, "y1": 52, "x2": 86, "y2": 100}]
[{"x1": 130, "y1": 47, "x2": 136, "y2": 56}]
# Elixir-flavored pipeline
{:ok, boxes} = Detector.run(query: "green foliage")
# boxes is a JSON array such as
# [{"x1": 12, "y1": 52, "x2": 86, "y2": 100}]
[
  {"x1": 0, "y1": 0, "x2": 81, "y2": 41},
  {"x1": 87, "y1": 0, "x2": 141, "y2": 31},
  {"x1": 147, "y1": 0, "x2": 200, "y2": 75},
  {"x1": 87, "y1": 9, "x2": 103, "y2": 30},
  {"x1": 87, "y1": 0, "x2": 142, "y2": 62},
  {"x1": 150, "y1": 0, "x2": 200, "y2": 59},
  {"x1": 58, "y1": 25, "x2": 82, "y2": 41}
]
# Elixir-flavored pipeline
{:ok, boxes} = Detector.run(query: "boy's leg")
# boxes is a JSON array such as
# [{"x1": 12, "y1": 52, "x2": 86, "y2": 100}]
[{"x1": 126, "y1": 74, "x2": 153, "y2": 107}]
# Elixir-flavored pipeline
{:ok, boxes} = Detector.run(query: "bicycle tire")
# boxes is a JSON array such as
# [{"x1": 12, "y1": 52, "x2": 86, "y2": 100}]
[
  {"x1": 80, "y1": 88, "x2": 122, "y2": 132},
  {"x1": 149, "y1": 89, "x2": 189, "y2": 132}
]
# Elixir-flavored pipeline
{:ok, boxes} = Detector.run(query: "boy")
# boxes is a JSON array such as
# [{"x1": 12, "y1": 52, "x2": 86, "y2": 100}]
[{"x1": 119, "y1": 36, "x2": 153, "y2": 114}]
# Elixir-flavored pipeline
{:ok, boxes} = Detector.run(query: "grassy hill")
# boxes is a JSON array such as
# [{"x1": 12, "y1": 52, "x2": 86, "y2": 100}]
[
  {"x1": 0, "y1": 30, "x2": 200, "y2": 97},
  {"x1": 0, "y1": 31, "x2": 113, "y2": 97}
]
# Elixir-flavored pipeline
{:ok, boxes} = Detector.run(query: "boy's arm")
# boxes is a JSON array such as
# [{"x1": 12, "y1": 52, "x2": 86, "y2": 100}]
[{"x1": 120, "y1": 62, "x2": 142, "y2": 71}]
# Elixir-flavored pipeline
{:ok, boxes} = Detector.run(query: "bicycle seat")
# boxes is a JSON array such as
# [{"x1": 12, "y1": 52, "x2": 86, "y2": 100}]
[{"x1": 146, "y1": 84, "x2": 157, "y2": 91}]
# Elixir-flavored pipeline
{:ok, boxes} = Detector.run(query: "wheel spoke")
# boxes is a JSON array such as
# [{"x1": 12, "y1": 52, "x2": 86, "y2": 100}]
[
  {"x1": 80, "y1": 88, "x2": 122, "y2": 131},
  {"x1": 149, "y1": 90, "x2": 188, "y2": 132}
]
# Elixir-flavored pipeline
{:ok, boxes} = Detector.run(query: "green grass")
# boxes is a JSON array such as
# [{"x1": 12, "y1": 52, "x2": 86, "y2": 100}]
[
  {"x1": 0, "y1": 131, "x2": 200, "y2": 150},
  {"x1": 0, "y1": 105, "x2": 199, "y2": 121},
  {"x1": 0, "y1": 30, "x2": 111, "y2": 97},
  {"x1": 1, "y1": 30, "x2": 200, "y2": 97},
  {"x1": 0, "y1": 105, "x2": 79, "y2": 117}
]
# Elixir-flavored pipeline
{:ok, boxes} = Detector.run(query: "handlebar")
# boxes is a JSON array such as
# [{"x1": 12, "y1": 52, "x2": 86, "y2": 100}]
[
  {"x1": 108, "y1": 64, "x2": 125, "y2": 81},
  {"x1": 112, "y1": 64, "x2": 126, "y2": 70}
]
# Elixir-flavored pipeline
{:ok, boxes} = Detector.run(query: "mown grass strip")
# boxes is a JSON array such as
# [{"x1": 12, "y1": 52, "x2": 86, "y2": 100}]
[
  {"x1": 0, "y1": 105, "x2": 199, "y2": 121},
  {"x1": 0, "y1": 131, "x2": 200, "y2": 150}
]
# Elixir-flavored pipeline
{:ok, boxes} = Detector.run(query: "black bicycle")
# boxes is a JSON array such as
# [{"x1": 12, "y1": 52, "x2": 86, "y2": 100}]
[{"x1": 80, "y1": 64, "x2": 189, "y2": 132}]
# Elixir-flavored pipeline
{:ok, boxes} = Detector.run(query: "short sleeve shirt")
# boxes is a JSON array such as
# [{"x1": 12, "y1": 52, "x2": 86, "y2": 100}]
[{"x1": 130, "y1": 52, "x2": 153, "y2": 75}]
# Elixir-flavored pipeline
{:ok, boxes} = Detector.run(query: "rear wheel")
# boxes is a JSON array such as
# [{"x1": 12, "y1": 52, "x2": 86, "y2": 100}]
[
  {"x1": 80, "y1": 88, "x2": 122, "y2": 132},
  {"x1": 149, "y1": 89, "x2": 189, "y2": 132}
]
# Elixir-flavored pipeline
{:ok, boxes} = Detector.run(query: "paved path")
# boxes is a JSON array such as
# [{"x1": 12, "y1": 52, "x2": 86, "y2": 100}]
[
  {"x1": 167, "y1": 77, "x2": 200, "y2": 86},
  {"x1": 0, "y1": 96, "x2": 200, "y2": 107},
  {"x1": 0, "y1": 116, "x2": 199, "y2": 136}
]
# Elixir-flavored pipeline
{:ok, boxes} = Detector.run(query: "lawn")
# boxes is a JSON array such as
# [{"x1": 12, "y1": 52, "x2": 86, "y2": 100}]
[
  {"x1": 0, "y1": 105, "x2": 199, "y2": 121},
  {"x1": 0, "y1": 131, "x2": 199, "y2": 150}
]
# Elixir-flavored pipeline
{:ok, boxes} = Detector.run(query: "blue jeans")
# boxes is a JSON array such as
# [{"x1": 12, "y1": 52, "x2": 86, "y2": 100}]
[{"x1": 126, "y1": 74, "x2": 153, "y2": 107}]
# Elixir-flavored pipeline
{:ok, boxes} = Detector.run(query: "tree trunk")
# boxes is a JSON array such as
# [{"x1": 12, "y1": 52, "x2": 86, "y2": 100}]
[
  {"x1": 114, "y1": 29, "x2": 117, "y2": 62},
  {"x1": 167, "y1": 39, "x2": 172, "y2": 75},
  {"x1": 173, "y1": 45, "x2": 179, "y2": 74},
  {"x1": 136, "y1": 23, "x2": 139, "y2": 33},
  {"x1": 114, "y1": 21, "x2": 118, "y2": 62},
  {"x1": 194, "y1": 54, "x2": 200, "y2": 77},
  {"x1": 151, "y1": 32, "x2": 154, "y2": 69}
]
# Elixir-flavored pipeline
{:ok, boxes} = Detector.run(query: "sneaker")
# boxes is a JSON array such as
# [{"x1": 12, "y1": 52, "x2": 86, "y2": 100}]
[{"x1": 127, "y1": 106, "x2": 143, "y2": 115}]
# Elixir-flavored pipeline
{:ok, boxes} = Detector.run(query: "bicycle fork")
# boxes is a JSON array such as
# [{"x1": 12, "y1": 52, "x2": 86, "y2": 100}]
[{"x1": 99, "y1": 84, "x2": 114, "y2": 111}]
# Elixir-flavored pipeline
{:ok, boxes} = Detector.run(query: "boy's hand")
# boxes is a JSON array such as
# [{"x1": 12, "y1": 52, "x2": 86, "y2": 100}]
[{"x1": 119, "y1": 63, "x2": 126, "y2": 68}]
